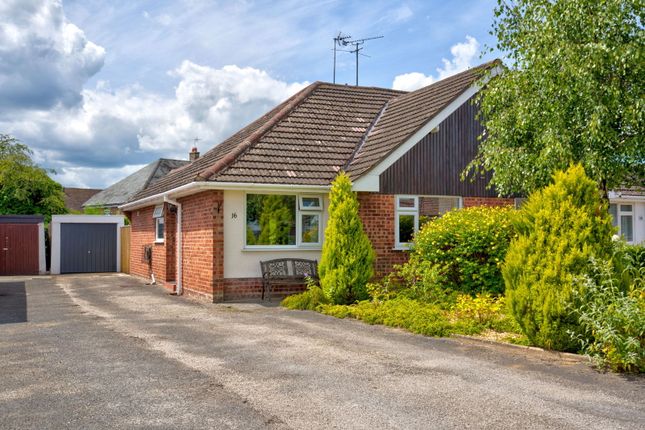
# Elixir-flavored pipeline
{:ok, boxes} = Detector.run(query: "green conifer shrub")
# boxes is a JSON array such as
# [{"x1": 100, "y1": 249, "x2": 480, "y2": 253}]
[
  {"x1": 503, "y1": 165, "x2": 615, "y2": 351},
  {"x1": 319, "y1": 172, "x2": 375, "y2": 304}
]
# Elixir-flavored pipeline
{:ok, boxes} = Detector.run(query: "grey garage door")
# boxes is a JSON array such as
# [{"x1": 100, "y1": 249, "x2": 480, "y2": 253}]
[{"x1": 60, "y1": 223, "x2": 117, "y2": 274}]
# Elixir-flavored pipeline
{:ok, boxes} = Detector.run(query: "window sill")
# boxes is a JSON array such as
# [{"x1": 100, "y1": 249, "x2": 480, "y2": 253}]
[
  {"x1": 392, "y1": 246, "x2": 411, "y2": 251},
  {"x1": 154, "y1": 239, "x2": 165, "y2": 244}
]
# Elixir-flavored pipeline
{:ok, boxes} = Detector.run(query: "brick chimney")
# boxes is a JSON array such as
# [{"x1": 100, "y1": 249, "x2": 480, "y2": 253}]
[{"x1": 189, "y1": 146, "x2": 200, "y2": 161}]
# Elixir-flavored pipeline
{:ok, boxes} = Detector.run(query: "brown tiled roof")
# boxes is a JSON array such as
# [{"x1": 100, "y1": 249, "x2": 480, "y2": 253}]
[
  {"x1": 64, "y1": 187, "x2": 102, "y2": 212},
  {"x1": 130, "y1": 60, "x2": 498, "y2": 203},
  {"x1": 133, "y1": 85, "x2": 319, "y2": 200},
  {"x1": 346, "y1": 61, "x2": 497, "y2": 178}
]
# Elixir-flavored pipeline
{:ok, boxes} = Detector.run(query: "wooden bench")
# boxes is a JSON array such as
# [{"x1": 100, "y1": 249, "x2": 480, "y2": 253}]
[{"x1": 260, "y1": 258, "x2": 318, "y2": 301}]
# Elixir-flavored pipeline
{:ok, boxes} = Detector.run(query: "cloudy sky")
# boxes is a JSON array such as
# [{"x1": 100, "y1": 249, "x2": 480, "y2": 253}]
[{"x1": 0, "y1": 0, "x2": 498, "y2": 188}]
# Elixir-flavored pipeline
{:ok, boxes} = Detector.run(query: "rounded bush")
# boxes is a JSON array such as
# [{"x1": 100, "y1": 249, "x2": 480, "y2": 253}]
[{"x1": 409, "y1": 206, "x2": 516, "y2": 295}]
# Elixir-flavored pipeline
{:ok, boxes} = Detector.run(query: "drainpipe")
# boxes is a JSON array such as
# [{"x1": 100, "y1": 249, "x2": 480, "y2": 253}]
[{"x1": 164, "y1": 195, "x2": 183, "y2": 295}]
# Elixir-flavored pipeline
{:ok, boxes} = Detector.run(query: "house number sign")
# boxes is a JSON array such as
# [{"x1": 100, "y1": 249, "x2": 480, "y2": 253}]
[{"x1": 231, "y1": 212, "x2": 237, "y2": 219}]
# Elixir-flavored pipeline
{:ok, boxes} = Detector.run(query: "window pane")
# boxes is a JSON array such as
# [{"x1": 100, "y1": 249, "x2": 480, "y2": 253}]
[
  {"x1": 153, "y1": 205, "x2": 164, "y2": 218},
  {"x1": 246, "y1": 194, "x2": 296, "y2": 245},
  {"x1": 620, "y1": 204, "x2": 633, "y2": 212},
  {"x1": 621, "y1": 215, "x2": 633, "y2": 242},
  {"x1": 301, "y1": 214, "x2": 320, "y2": 243},
  {"x1": 608, "y1": 204, "x2": 618, "y2": 227},
  {"x1": 398, "y1": 214, "x2": 415, "y2": 244},
  {"x1": 156, "y1": 218, "x2": 164, "y2": 240},
  {"x1": 301, "y1": 197, "x2": 321, "y2": 209},
  {"x1": 419, "y1": 196, "x2": 460, "y2": 226},
  {"x1": 398, "y1": 197, "x2": 416, "y2": 209}
]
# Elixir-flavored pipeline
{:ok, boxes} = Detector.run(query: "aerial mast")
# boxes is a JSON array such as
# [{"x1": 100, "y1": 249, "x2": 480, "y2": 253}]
[
  {"x1": 332, "y1": 32, "x2": 351, "y2": 84},
  {"x1": 332, "y1": 33, "x2": 383, "y2": 85},
  {"x1": 341, "y1": 35, "x2": 383, "y2": 86}
]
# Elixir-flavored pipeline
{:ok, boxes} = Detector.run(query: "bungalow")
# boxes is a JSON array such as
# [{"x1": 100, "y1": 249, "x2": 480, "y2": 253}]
[{"x1": 121, "y1": 60, "x2": 518, "y2": 302}]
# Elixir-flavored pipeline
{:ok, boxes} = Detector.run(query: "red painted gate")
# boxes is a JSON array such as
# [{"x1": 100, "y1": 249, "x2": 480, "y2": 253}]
[{"x1": 0, "y1": 217, "x2": 41, "y2": 276}]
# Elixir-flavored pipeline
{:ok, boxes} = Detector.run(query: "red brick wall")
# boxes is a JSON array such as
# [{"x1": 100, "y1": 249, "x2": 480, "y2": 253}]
[
  {"x1": 463, "y1": 197, "x2": 514, "y2": 208},
  {"x1": 127, "y1": 204, "x2": 175, "y2": 284},
  {"x1": 357, "y1": 192, "x2": 409, "y2": 276},
  {"x1": 222, "y1": 278, "x2": 306, "y2": 301},
  {"x1": 179, "y1": 191, "x2": 224, "y2": 301}
]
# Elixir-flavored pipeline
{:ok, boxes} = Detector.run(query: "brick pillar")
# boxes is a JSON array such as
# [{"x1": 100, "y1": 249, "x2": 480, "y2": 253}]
[
  {"x1": 357, "y1": 192, "x2": 409, "y2": 277},
  {"x1": 180, "y1": 190, "x2": 224, "y2": 302},
  {"x1": 164, "y1": 206, "x2": 177, "y2": 282},
  {"x1": 212, "y1": 191, "x2": 224, "y2": 302}
]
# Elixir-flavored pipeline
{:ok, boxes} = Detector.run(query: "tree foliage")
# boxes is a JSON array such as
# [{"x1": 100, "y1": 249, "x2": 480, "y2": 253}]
[
  {"x1": 319, "y1": 172, "x2": 375, "y2": 304},
  {"x1": 503, "y1": 165, "x2": 615, "y2": 351},
  {"x1": 468, "y1": 0, "x2": 644, "y2": 196},
  {"x1": 257, "y1": 195, "x2": 295, "y2": 245},
  {"x1": 0, "y1": 134, "x2": 66, "y2": 220}
]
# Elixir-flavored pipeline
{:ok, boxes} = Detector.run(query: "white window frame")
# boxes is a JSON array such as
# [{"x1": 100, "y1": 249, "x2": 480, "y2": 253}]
[
  {"x1": 610, "y1": 203, "x2": 634, "y2": 243},
  {"x1": 395, "y1": 195, "x2": 419, "y2": 249},
  {"x1": 244, "y1": 192, "x2": 324, "y2": 250},
  {"x1": 394, "y1": 195, "x2": 463, "y2": 249},
  {"x1": 299, "y1": 195, "x2": 323, "y2": 211},
  {"x1": 153, "y1": 204, "x2": 164, "y2": 243}
]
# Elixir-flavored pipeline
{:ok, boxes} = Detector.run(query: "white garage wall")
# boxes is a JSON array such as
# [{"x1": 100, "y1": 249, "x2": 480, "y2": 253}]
[{"x1": 50, "y1": 215, "x2": 125, "y2": 275}]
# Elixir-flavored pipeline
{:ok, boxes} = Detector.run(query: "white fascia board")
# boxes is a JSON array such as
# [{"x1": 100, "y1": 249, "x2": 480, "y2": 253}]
[
  {"x1": 120, "y1": 181, "x2": 330, "y2": 211},
  {"x1": 352, "y1": 66, "x2": 501, "y2": 193},
  {"x1": 51, "y1": 215, "x2": 126, "y2": 224}
]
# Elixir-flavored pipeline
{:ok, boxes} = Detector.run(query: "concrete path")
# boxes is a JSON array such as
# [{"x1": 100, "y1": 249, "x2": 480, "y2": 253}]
[{"x1": 1, "y1": 274, "x2": 643, "y2": 429}]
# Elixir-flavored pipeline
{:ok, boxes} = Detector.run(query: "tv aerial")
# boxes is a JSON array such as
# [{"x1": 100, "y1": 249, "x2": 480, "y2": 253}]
[{"x1": 332, "y1": 32, "x2": 383, "y2": 86}]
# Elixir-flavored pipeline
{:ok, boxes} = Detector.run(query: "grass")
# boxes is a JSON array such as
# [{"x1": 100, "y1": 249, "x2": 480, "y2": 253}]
[{"x1": 282, "y1": 290, "x2": 528, "y2": 342}]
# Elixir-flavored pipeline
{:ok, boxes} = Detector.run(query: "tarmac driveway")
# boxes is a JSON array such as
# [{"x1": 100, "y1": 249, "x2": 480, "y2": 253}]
[{"x1": 1, "y1": 274, "x2": 643, "y2": 429}]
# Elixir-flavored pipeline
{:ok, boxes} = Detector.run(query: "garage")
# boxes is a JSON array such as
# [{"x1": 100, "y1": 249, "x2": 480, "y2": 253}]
[
  {"x1": 51, "y1": 215, "x2": 125, "y2": 274},
  {"x1": 0, "y1": 215, "x2": 46, "y2": 276}
]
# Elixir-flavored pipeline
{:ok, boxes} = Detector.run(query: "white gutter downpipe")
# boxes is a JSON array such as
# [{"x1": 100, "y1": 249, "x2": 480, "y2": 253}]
[{"x1": 164, "y1": 195, "x2": 183, "y2": 295}]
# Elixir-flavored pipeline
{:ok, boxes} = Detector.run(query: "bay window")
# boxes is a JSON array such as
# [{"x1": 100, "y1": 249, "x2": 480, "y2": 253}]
[{"x1": 245, "y1": 193, "x2": 323, "y2": 248}]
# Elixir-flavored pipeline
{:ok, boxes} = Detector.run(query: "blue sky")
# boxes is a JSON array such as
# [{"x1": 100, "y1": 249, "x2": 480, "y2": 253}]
[{"x1": 0, "y1": 0, "x2": 499, "y2": 188}]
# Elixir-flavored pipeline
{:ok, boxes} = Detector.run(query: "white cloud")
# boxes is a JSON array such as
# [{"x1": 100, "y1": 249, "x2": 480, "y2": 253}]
[
  {"x1": 0, "y1": 0, "x2": 105, "y2": 109},
  {"x1": 53, "y1": 164, "x2": 145, "y2": 189},
  {"x1": 392, "y1": 36, "x2": 480, "y2": 91},
  {"x1": 2, "y1": 61, "x2": 308, "y2": 187},
  {"x1": 0, "y1": 1, "x2": 311, "y2": 188}
]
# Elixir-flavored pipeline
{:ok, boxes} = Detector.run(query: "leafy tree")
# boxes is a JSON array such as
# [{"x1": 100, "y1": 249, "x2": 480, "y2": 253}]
[
  {"x1": 319, "y1": 172, "x2": 375, "y2": 304},
  {"x1": 503, "y1": 165, "x2": 615, "y2": 351},
  {"x1": 0, "y1": 134, "x2": 66, "y2": 220},
  {"x1": 468, "y1": 0, "x2": 644, "y2": 196}
]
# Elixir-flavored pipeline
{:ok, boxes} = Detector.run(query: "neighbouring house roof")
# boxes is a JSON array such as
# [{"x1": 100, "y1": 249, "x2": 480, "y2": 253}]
[
  {"x1": 131, "y1": 60, "x2": 498, "y2": 203},
  {"x1": 611, "y1": 187, "x2": 645, "y2": 198},
  {"x1": 63, "y1": 187, "x2": 102, "y2": 212},
  {"x1": 84, "y1": 159, "x2": 189, "y2": 208}
]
